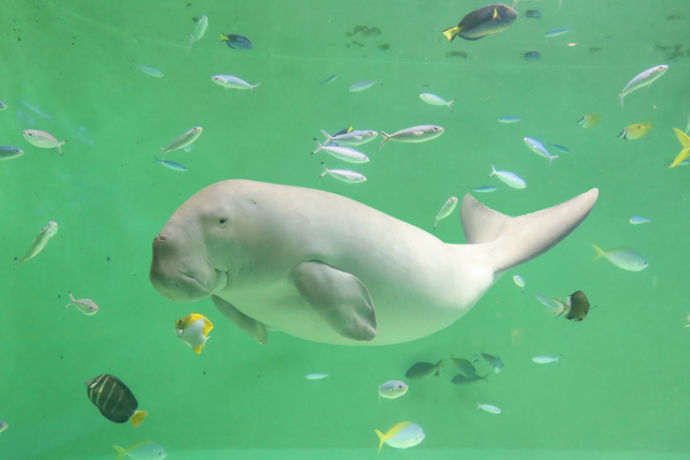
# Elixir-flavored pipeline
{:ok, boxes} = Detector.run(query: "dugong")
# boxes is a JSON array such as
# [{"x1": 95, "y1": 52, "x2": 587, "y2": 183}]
[{"x1": 150, "y1": 180, "x2": 598, "y2": 346}]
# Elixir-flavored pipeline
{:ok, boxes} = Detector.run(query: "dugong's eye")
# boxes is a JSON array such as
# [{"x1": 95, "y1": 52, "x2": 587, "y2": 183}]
[{"x1": 219, "y1": 218, "x2": 228, "y2": 224}]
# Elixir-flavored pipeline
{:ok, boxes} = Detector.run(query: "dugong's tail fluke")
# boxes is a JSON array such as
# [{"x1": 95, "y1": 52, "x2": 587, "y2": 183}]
[{"x1": 461, "y1": 188, "x2": 599, "y2": 275}]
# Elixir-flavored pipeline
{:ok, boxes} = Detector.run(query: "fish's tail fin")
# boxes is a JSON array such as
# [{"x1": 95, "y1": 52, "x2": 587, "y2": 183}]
[
  {"x1": 374, "y1": 429, "x2": 386, "y2": 454},
  {"x1": 591, "y1": 243, "x2": 606, "y2": 261},
  {"x1": 460, "y1": 188, "x2": 599, "y2": 276},
  {"x1": 319, "y1": 162, "x2": 328, "y2": 178},
  {"x1": 442, "y1": 26, "x2": 460, "y2": 42},
  {"x1": 113, "y1": 445, "x2": 129, "y2": 460},
  {"x1": 618, "y1": 93, "x2": 624, "y2": 108},
  {"x1": 488, "y1": 164, "x2": 497, "y2": 178},
  {"x1": 320, "y1": 129, "x2": 333, "y2": 144},
  {"x1": 311, "y1": 138, "x2": 324, "y2": 155},
  {"x1": 57, "y1": 140, "x2": 66, "y2": 156},
  {"x1": 448, "y1": 99, "x2": 455, "y2": 112},
  {"x1": 378, "y1": 131, "x2": 392, "y2": 149},
  {"x1": 549, "y1": 155, "x2": 559, "y2": 165},
  {"x1": 676, "y1": 127, "x2": 690, "y2": 148},
  {"x1": 131, "y1": 410, "x2": 147, "y2": 428},
  {"x1": 251, "y1": 82, "x2": 261, "y2": 92},
  {"x1": 551, "y1": 298, "x2": 569, "y2": 316}
]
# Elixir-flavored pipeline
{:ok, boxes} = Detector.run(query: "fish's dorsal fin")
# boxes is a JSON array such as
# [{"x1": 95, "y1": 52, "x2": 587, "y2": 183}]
[{"x1": 460, "y1": 189, "x2": 599, "y2": 275}]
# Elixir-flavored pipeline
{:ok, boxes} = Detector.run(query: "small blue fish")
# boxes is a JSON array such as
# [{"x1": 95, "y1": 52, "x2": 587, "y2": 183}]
[
  {"x1": 0, "y1": 146, "x2": 25, "y2": 160},
  {"x1": 545, "y1": 28, "x2": 573, "y2": 38},
  {"x1": 0, "y1": 100, "x2": 8, "y2": 111},
  {"x1": 481, "y1": 353, "x2": 504, "y2": 373},
  {"x1": 471, "y1": 185, "x2": 497, "y2": 193},
  {"x1": 220, "y1": 33, "x2": 252, "y2": 49},
  {"x1": 136, "y1": 64, "x2": 164, "y2": 78},
  {"x1": 153, "y1": 156, "x2": 187, "y2": 172},
  {"x1": 349, "y1": 80, "x2": 378, "y2": 92},
  {"x1": 524, "y1": 137, "x2": 558, "y2": 164},
  {"x1": 628, "y1": 216, "x2": 651, "y2": 225},
  {"x1": 319, "y1": 74, "x2": 337, "y2": 86},
  {"x1": 521, "y1": 51, "x2": 541, "y2": 61},
  {"x1": 525, "y1": 9, "x2": 542, "y2": 19},
  {"x1": 497, "y1": 116, "x2": 521, "y2": 124}
]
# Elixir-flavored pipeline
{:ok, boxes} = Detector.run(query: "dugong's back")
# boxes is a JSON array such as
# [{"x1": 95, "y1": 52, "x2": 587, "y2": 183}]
[{"x1": 151, "y1": 179, "x2": 598, "y2": 345}]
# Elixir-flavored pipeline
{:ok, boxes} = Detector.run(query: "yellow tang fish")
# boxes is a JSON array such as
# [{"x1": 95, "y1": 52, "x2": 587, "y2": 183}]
[
  {"x1": 577, "y1": 114, "x2": 599, "y2": 128},
  {"x1": 618, "y1": 122, "x2": 652, "y2": 140},
  {"x1": 175, "y1": 313, "x2": 214, "y2": 354},
  {"x1": 669, "y1": 128, "x2": 690, "y2": 168}
]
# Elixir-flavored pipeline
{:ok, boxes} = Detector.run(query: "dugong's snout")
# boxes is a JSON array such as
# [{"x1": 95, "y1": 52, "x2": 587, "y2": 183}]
[{"x1": 150, "y1": 230, "x2": 227, "y2": 302}]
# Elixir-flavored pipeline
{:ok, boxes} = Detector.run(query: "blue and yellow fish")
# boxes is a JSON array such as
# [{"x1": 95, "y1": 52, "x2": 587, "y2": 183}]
[
  {"x1": 618, "y1": 122, "x2": 652, "y2": 141},
  {"x1": 577, "y1": 114, "x2": 599, "y2": 128},
  {"x1": 175, "y1": 313, "x2": 214, "y2": 354},
  {"x1": 442, "y1": 3, "x2": 518, "y2": 41},
  {"x1": 669, "y1": 128, "x2": 690, "y2": 168}
]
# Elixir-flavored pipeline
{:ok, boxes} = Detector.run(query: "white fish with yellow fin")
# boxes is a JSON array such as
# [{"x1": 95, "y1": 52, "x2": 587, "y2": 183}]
[
  {"x1": 311, "y1": 139, "x2": 369, "y2": 164},
  {"x1": 477, "y1": 403, "x2": 501, "y2": 414},
  {"x1": 592, "y1": 244, "x2": 648, "y2": 272},
  {"x1": 211, "y1": 74, "x2": 260, "y2": 91},
  {"x1": 113, "y1": 441, "x2": 167, "y2": 460},
  {"x1": 378, "y1": 125, "x2": 444, "y2": 149},
  {"x1": 618, "y1": 64, "x2": 668, "y2": 107},
  {"x1": 320, "y1": 128, "x2": 378, "y2": 146},
  {"x1": 22, "y1": 129, "x2": 66, "y2": 156},
  {"x1": 188, "y1": 14, "x2": 208, "y2": 49},
  {"x1": 489, "y1": 164, "x2": 526, "y2": 189},
  {"x1": 319, "y1": 162, "x2": 366, "y2": 183},
  {"x1": 419, "y1": 92, "x2": 455, "y2": 110},
  {"x1": 532, "y1": 355, "x2": 560, "y2": 364},
  {"x1": 19, "y1": 221, "x2": 58, "y2": 262},
  {"x1": 374, "y1": 421, "x2": 425, "y2": 452},
  {"x1": 65, "y1": 291, "x2": 99, "y2": 316},
  {"x1": 433, "y1": 196, "x2": 458, "y2": 229},
  {"x1": 175, "y1": 313, "x2": 214, "y2": 354}
]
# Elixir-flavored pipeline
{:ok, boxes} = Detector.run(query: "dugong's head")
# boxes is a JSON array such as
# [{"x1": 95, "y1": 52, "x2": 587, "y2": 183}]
[{"x1": 149, "y1": 183, "x2": 245, "y2": 302}]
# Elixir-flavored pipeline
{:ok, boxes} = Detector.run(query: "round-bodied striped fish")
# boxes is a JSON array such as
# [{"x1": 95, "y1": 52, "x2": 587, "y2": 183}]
[{"x1": 85, "y1": 374, "x2": 147, "y2": 427}]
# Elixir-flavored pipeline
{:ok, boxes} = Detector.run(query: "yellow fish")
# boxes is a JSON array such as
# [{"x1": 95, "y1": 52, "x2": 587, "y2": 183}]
[
  {"x1": 618, "y1": 122, "x2": 652, "y2": 140},
  {"x1": 577, "y1": 114, "x2": 599, "y2": 128},
  {"x1": 669, "y1": 128, "x2": 690, "y2": 168},
  {"x1": 175, "y1": 313, "x2": 214, "y2": 354},
  {"x1": 374, "y1": 421, "x2": 425, "y2": 453}
]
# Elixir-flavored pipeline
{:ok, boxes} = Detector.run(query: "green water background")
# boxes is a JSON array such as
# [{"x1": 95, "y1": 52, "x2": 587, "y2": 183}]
[{"x1": 1, "y1": 0, "x2": 688, "y2": 458}]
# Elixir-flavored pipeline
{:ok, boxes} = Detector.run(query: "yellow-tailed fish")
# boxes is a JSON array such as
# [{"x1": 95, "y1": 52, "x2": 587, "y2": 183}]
[
  {"x1": 592, "y1": 244, "x2": 648, "y2": 272},
  {"x1": 669, "y1": 128, "x2": 690, "y2": 168},
  {"x1": 113, "y1": 441, "x2": 167, "y2": 460},
  {"x1": 176, "y1": 313, "x2": 214, "y2": 354},
  {"x1": 161, "y1": 126, "x2": 203, "y2": 153},
  {"x1": 86, "y1": 374, "x2": 147, "y2": 427},
  {"x1": 19, "y1": 221, "x2": 58, "y2": 262},
  {"x1": 443, "y1": 4, "x2": 518, "y2": 41},
  {"x1": 618, "y1": 122, "x2": 652, "y2": 140},
  {"x1": 374, "y1": 421, "x2": 425, "y2": 453},
  {"x1": 618, "y1": 64, "x2": 668, "y2": 107},
  {"x1": 577, "y1": 114, "x2": 599, "y2": 128}
]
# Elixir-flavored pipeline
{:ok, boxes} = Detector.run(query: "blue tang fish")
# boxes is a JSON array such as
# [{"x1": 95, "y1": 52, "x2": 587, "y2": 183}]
[
  {"x1": 443, "y1": 3, "x2": 518, "y2": 41},
  {"x1": 220, "y1": 33, "x2": 252, "y2": 49}
]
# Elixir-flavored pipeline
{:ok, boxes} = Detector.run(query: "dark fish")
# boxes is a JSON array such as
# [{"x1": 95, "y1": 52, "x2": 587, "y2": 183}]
[
  {"x1": 565, "y1": 290, "x2": 591, "y2": 321},
  {"x1": 333, "y1": 126, "x2": 353, "y2": 136},
  {"x1": 405, "y1": 360, "x2": 444, "y2": 379},
  {"x1": 451, "y1": 373, "x2": 486, "y2": 385},
  {"x1": 85, "y1": 374, "x2": 147, "y2": 427},
  {"x1": 449, "y1": 356, "x2": 478, "y2": 377},
  {"x1": 220, "y1": 33, "x2": 252, "y2": 49},
  {"x1": 442, "y1": 3, "x2": 518, "y2": 41},
  {"x1": 481, "y1": 352, "x2": 504, "y2": 373},
  {"x1": 525, "y1": 9, "x2": 542, "y2": 19},
  {"x1": 521, "y1": 51, "x2": 541, "y2": 61}
]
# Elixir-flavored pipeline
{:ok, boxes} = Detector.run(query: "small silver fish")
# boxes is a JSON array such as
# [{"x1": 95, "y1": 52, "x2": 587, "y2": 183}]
[
  {"x1": 162, "y1": 127, "x2": 203, "y2": 153},
  {"x1": 535, "y1": 293, "x2": 556, "y2": 310},
  {"x1": 433, "y1": 196, "x2": 458, "y2": 229},
  {"x1": 211, "y1": 74, "x2": 261, "y2": 91},
  {"x1": 153, "y1": 156, "x2": 187, "y2": 172},
  {"x1": 0, "y1": 146, "x2": 25, "y2": 160},
  {"x1": 419, "y1": 92, "x2": 454, "y2": 110},
  {"x1": 321, "y1": 129, "x2": 378, "y2": 146},
  {"x1": 319, "y1": 162, "x2": 366, "y2": 183},
  {"x1": 348, "y1": 80, "x2": 378, "y2": 92},
  {"x1": 65, "y1": 291, "x2": 99, "y2": 316},
  {"x1": 319, "y1": 74, "x2": 338, "y2": 86},
  {"x1": 379, "y1": 125, "x2": 444, "y2": 149},
  {"x1": 22, "y1": 129, "x2": 66, "y2": 156},
  {"x1": 628, "y1": 216, "x2": 651, "y2": 225},
  {"x1": 618, "y1": 64, "x2": 668, "y2": 107},
  {"x1": 19, "y1": 221, "x2": 58, "y2": 263},
  {"x1": 489, "y1": 165, "x2": 526, "y2": 189},
  {"x1": 304, "y1": 373, "x2": 329, "y2": 380},
  {"x1": 311, "y1": 140, "x2": 370, "y2": 164},
  {"x1": 477, "y1": 403, "x2": 501, "y2": 414},
  {"x1": 136, "y1": 64, "x2": 164, "y2": 78},
  {"x1": 471, "y1": 185, "x2": 497, "y2": 193},
  {"x1": 531, "y1": 355, "x2": 559, "y2": 364},
  {"x1": 189, "y1": 14, "x2": 209, "y2": 48},
  {"x1": 512, "y1": 274, "x2": 525, "y2": 289},
  {"x1": 378, "y1": 380, "x2": 408, "y2": 400},
  {"x1": 497, "y1": 116, "x2": 521, "y2": 124},
  {"x1": 544, "y1": 27, "x2": 573, "y2": 38},
  {"x1": 524, "y1": 137, "x2": 558, "y2": 164}
]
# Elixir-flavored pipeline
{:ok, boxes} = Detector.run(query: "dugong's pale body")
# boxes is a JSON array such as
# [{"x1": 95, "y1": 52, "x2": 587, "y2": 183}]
[{"x1": 150, "y1": 180, "x2": 598, "y2": 346}]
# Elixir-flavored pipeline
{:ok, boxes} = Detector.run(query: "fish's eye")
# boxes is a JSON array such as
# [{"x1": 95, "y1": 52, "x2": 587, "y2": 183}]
[{"x1": 219, "y1": 218, "x2": 228, "y2": 224}]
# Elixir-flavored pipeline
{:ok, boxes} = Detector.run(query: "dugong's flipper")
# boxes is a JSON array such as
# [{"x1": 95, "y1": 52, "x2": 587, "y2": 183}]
[
  {"x1": 461, "y1": 188, "x2": 599, "y2": 275},
  {"x1": 290, "y1": 261, "x2": 377, "y2": 341},
  {"x1": 212, "y1": 295, "x2": 269, "y2": 344}
]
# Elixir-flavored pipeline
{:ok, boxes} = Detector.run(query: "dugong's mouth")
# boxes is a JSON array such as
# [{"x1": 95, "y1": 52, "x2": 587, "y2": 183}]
[{"x1": 152, "y1": 268, "x2": 228, "y2": 302}]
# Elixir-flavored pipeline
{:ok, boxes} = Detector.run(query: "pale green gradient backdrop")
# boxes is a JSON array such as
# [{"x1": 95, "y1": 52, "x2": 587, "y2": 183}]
[{"x1": 1, "y1": 0, "x2": 688, "y2": 459}]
